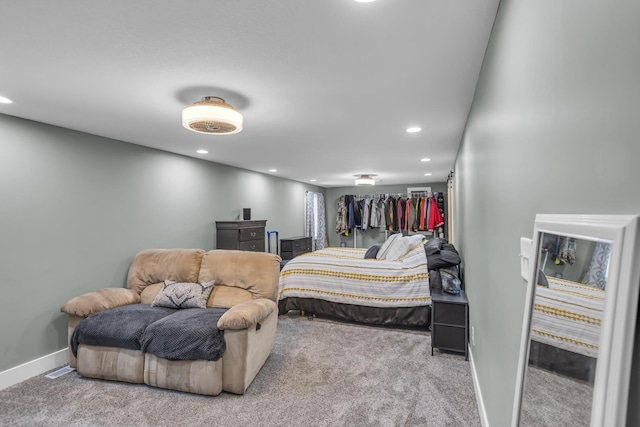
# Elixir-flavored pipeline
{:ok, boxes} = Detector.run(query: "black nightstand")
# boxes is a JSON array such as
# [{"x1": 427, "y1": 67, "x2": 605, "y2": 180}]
[{"x1": 431, "y1": 289, "x2": 469, "y2": 360}]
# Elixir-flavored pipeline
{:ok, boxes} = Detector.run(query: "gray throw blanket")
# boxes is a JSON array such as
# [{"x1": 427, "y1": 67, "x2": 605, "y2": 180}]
[
  {"x1": 71, "y1": 305, "x2": 228, "y2": 362},
  {"x1": 140, "y1": 307, "x2": 228, "y2": 361},
  {"x1": 71, "y1": 305, "x2": 176, "y2": 357}
]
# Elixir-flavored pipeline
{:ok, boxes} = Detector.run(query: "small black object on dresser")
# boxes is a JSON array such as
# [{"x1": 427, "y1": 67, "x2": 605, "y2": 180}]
[
  {"x1": 215, "y1": 220, "x2": 266, "y2": 252},
  {"x1": 280, "y1": 236, "x2": 312, "y2": 260},
  {"x1": 431, "y1": 289, "x2": 469, "y2": 360}
]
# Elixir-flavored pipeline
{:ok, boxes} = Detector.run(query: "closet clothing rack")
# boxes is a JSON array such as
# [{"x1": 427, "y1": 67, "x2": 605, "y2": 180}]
[
  {"x1": 337, "y1": 192, "x2": 446, "y2": 247},
  {"x1": 350, "y1": 192, "x2": 433, "y2": 199}
]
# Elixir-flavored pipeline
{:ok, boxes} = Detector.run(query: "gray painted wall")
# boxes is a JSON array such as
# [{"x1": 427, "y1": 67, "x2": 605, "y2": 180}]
[
  {"x1": 325, "y1": 183, "x2": 448, "y2": 249},
  {"x1": 455, "y1": 0, "x2": 640, "y2": 425},
  {"x1": 0, "y1": 113, "x2": 324, "y2": 373}
]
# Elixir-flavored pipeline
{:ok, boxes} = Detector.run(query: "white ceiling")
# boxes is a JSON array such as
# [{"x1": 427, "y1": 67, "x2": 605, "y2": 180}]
[{"x1": 0, "y1": 0, "x2": 499, "y2": 187}]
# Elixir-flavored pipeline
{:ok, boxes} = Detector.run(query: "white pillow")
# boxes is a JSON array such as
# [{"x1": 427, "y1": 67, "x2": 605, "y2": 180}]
[
  {"x1": 384, "y1": 234, "x2": 426, "y2": 261},
  {"x1": 376, "y1": 233, "x2": 403, "y2": 260}
]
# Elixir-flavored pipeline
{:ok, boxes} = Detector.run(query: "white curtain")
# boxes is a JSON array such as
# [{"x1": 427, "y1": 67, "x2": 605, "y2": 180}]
[
  {"x1": 305, "y1": 191, "x2": 327, "y2": 251},
  {"x1": 583, "y1": 242, "x2": 611, "y2": 289}
]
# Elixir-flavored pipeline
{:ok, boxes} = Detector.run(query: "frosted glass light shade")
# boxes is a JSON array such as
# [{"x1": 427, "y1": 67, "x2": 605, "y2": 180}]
[
  {"x1": 355, "y1": 175, "x2": 375, "y2": 185},
  {"x1": 182, "y1": 97, "x2": 243, "y2": 135}
]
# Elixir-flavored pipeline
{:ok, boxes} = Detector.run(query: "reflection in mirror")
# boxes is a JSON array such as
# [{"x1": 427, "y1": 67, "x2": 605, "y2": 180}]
[{"x1": 520, "y1": 233, "x2": 610, "y2": 426}]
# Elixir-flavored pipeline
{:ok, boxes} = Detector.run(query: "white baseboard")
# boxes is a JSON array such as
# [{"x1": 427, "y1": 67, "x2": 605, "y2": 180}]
[
  {"x1": 0, "y1": 348, "x2": 69, "y2": 390},
  {"x1": 469, "y1": 346, "x2": 490, "y2": 427}
]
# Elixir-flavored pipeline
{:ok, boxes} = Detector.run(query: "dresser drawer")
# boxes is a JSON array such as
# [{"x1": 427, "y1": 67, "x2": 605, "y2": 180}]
[
  {"x1": 239, "y1": 227, "x2": 263, "y2": 241},
  {"x1": 433, "y1": 302, "x2": 466, "y2": 326},
  {"x1": 432, "y1": 325, "x2": 466, "y2": 352},
  {"x1": 281, "y1": 236, "x2": 312, "y2": 252},
  {"x1": 239, "y1": 239, "x2": 265, "y2": 252},
  {"x1": 215, "y1": 220, "x2": 266, "y2": 252}
]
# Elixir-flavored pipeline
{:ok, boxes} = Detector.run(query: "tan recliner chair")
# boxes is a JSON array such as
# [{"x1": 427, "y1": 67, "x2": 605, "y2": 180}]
[{"x1": 60, "y1": 248, "x2": 281, "y2": 395}]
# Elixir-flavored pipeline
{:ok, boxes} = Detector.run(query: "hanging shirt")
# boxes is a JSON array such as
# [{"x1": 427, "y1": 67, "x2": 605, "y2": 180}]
[
  {"x1": 378, "y1": 196, "x2": 386, "y2": 229},
  {"x1": 428, "y1": 195, "x2": 444, "y2": 231},
  {"x1": 362, "y1": 198, "x2": 370, "y2": 231},
  {"x1": 385, "y1": 197, "x2": 395, "y2": 231},
  {"x1": 396, "y1": 197, "x2": 405, "y2": 232},
  {"x1": 335, "y1": 195, "x2": 348, "y2": 235},
  {"x1": 419, "y1": 196, "x2": 426, "y2": 231},
  {"x1": 346, "y1": 195, "x2": 355, "y2": 232},
  {"x1": 370, "y1": 196, "x2": 380, "y2": 228}
]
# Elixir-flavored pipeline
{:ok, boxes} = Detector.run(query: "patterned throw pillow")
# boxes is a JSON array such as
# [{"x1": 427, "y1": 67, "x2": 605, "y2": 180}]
[{"x1": 151, "y1": 280, "x2": 215, "y2": 309}]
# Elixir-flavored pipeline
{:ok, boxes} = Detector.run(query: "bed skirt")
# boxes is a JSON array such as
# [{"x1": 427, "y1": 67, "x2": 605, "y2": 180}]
[
  {"x1": 528, "y1": 340, "x2": 597, "y2": 384},
  {"x1": 278, "y1": 297, "x2": 431, "y2": 328}
]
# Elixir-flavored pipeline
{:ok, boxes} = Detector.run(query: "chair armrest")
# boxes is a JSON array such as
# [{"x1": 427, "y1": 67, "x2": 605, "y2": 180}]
[
  {"x1": 60, "y1": 288, "x2": 140, "y2": 317},
  {"x1": 217, "y1": 299, "x2": 277, "y2": 330}
]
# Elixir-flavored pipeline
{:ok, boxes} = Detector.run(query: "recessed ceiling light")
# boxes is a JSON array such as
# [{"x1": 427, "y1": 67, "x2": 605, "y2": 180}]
[
  {"x1": 420, "y1": 158, "x2": 431, "y2": 162},
  {"x1": 354, "y1": 0, "x2": 375, "y2": 3},
  {"x1": 268, "y1": 169, "x2": 277, "y2": 173},
  {"x1": 0, "y1": 96, "x2": 13, "y2": 104},
  {"x1": 424, "y1": 173, "x2": 433, "y2": 176},
  {"x1": 310, "y1": 179, "x2": 317, "y2": 182},
  {"x1": 196, "y1": 149, "x2": 208, "y2": 154},
  {"x1": 406, "y1": 127, "x2": 422, "y2": 133}
]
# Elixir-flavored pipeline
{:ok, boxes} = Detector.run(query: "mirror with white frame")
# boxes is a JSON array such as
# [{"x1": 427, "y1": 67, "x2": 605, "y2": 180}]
[{"x1": 512, "y1": 214, "x2": 640, "y2": 427}]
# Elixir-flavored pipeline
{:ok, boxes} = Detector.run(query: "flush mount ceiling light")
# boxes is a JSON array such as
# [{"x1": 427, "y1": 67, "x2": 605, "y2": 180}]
[
  {"x1": 406, "y1": 126, "x2": 422, "y2": 133},
  {"x1": 182, "y1": 97, "x2": 243, "y2": 135},
  {"x1": 355, "y1": 174, "x2": 376, "y2": 186}
]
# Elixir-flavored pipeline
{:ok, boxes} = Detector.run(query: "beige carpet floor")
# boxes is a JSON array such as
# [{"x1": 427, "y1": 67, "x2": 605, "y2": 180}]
[{"x1": 0, "y1": 313, "x2": 480, "y2": 426}]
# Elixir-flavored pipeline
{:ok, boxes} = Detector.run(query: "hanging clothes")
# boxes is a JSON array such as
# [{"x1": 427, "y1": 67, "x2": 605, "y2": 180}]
[
  {"x1": 436, "y1": 192, "x2": 446, "y2": 237},
  {"x1": 353, "y1": 198, "x2": 363, "y2": 229},
  {"x1": 558, "y1": 237, "x2": 577, "y2": 265},
  {"x1": 419, "y1": 196, "x2": 427, "y2": 231},
  {"x1": 370, "y1": 195, "x2": 381, "y2": 228},
  {"x1": 385, "y1": 197, "x2": 396, "y2": 231},
  {"x1": 396, "y1": 197, "x2": 405, "y2": 232},
  {"x1": 403, "y1": 197, "x2": 412, "y2": 231},
  {"x1": 346, "y1": 194, "x2": 355, "y2": 233},
  {"x1": 335, "y1": 195, "x2": 348, "y2": 235},
  {"x1": 377, "y1": 196, "x2": 386, "y2": 229},
  {"x1": 362, "y1": 198, "x2": 370, "y2": 231},
  {"x1": 428, "y1": 195, "x2": 444, "y2": 231}
]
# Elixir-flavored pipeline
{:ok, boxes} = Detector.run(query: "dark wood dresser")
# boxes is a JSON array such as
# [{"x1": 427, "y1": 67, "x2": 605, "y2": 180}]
[
  {"x1": 215, "y1": 220, "x2": 266, "y2": 252},
  {"x1": 280, "y1": 236, "x2": 312, "y2": 260}
]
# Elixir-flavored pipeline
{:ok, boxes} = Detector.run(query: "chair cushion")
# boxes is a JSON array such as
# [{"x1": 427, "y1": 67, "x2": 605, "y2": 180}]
[
  {"x1": 71, "y1": 304, "x2": 176, "y2": 356},
  {"x1": 207, "y1": 285, "x2": 253, "y2": 308},
  {"x1": 127, "y1": 249, "x2": 205, "y2": 295},
  {"x1": 140, "y1": 308, "x2": 228, "y2": 361}
]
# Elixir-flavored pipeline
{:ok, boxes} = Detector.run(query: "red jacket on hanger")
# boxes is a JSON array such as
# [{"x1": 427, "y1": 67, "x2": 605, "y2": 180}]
[{"x1": 428, "y1": 195, "x2": 444, "y2": 231}]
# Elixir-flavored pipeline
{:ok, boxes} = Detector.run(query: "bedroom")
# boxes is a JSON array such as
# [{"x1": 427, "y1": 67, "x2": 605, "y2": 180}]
[{"x1": 1, "y1": 0, "x2": 639, "y2": 426}]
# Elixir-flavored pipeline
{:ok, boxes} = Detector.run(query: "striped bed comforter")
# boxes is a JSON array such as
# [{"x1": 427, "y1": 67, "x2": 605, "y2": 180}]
[
  {"x1": 278, "y1": 246, "x2": 431, "y2": 308},
  {"x1": 531, "y1": 277, "x2": 604, "y2": 358}
]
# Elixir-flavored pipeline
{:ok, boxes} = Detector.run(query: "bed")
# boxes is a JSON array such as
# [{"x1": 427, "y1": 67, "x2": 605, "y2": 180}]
[
  {"x1": 528, "y1": 276, "x2": 604, "y2": 383},
  {"x1": 278, "y1": 245, "x2": 432, "y2": 327}
]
